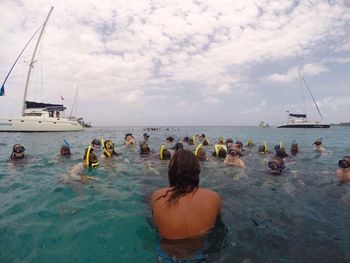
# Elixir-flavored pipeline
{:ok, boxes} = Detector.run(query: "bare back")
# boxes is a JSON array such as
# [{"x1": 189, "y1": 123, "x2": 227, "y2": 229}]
[{"x1": 151, "y1": 187, "x2": 221, "y2": 240}]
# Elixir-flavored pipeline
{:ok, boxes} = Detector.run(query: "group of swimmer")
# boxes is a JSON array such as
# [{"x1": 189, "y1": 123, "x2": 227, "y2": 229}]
[
  {"x1": 8, "y1": 133, "x2": 350, "y2": 182},
  {"x1": 6, "y1": 132, "x2": 350, "y2": 260}
]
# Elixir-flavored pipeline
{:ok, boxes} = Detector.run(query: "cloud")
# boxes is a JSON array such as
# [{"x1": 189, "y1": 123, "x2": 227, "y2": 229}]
[{"x1": 261, "y1": 64, "x2": 328, "y2": 83}]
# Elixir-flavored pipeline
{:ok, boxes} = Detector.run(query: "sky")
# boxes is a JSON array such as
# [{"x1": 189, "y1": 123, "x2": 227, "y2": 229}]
[{"x1": 0, "y1": 0, "x2": 350, "y2": 126}]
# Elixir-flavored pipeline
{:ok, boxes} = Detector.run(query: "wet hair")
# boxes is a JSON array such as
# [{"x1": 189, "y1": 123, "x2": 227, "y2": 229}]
[
  {"x1": 162, "y1": 149, "x2": 171, "y2": 160},
  {"x1": 217, "y1": 148, "x2": 227, "y2": 158},
  {"x1": 268, "y1": 156, "x2": 285, "y2": 175},
  {"x1": 91, "y1": 138, "x2": 101, "y2": 146},
  {"x1": 166, "y1": 136, "x2": 174, "y2": 142},
  {"x1": 313, "y1": 140, "x2": 322, "y2": 146},
  {"x1": 125, "y1": 133, "x2": 134, "y2": 140},
  {"x1": 60, "y1": 145, "x2": 71, "y2": 156},
  {"x1": 140, "y1": 142, "x2": 150, "y2": 154},
  {"x1": 203, "y1": 139, "x2": 209, "y2": 146},
  {"x1": 188, "y1": 138, "x2": 195, "y2": 145},
  {"x1": 158, "y1": 150, "x2": 200, "y2": 206},
  {"x1": 183, "y1": 136, "x2": 190, "y2": 143}
]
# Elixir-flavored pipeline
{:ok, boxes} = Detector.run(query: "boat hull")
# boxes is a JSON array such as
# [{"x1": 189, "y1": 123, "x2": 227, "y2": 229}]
[
  {"x1": 276, "y1": 123, "x2": 330, "y2": 128},
  {"x1": 0, "y1": 116, "x2": 84, "y2": 132}
]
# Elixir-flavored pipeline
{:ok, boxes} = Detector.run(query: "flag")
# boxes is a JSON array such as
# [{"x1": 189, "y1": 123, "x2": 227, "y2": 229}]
[
  {"x1": 0, "y1": 85, "x2": 4, "y2": 96},
  {"x1": 61, "y1": 95, "x2": 64, "y2": 100}
]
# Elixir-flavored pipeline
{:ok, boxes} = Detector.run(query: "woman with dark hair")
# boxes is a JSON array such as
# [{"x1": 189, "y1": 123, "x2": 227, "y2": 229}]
[{"x1": 151, "y1": 149, "x2": 221, "y2": 240}]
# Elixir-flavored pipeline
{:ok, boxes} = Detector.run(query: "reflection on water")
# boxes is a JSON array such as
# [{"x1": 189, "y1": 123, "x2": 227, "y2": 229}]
[{"x1": 0, "y1": 127, "x2": 350, "y2": 262}]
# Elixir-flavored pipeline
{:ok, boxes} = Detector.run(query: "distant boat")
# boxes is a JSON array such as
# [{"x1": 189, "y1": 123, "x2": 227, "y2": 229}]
[
  {"x1": 276, "y1": 68, "x2": 330, "y2": 129},
  {"x1": 0, "y1": 7, "x2": 84, "y2": 132},
  {"x1": 258, "y1": 121, "x2": 269, "y2": 128}
]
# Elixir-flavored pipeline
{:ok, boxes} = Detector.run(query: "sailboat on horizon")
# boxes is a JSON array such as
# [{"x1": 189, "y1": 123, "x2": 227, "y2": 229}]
[
  {"x1": 275, "y1": 68, "x2": 330, "y2": 129},
  {"x1": 0, "y1": 7, "x2": 84, "y2": 132}
]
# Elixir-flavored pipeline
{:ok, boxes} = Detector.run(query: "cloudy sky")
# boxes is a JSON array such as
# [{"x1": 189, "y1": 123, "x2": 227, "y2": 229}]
[{"x1": 1, "y1": 0, "x2": 349, "y2": 126}]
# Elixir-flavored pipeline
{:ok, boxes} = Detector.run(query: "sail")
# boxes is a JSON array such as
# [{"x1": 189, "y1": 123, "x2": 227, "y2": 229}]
[
  {"x1": 289, "y1": 113, "x2": 306, "y2": 118},
  {"x1": 25, "y1": 101, "x2": 65, "y2": 110}
]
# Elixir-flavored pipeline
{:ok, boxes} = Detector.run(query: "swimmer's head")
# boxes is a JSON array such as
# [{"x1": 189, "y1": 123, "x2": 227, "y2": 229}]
[
  {"x1": 235, "y1": 140, "x2": 243, "y2": 148},
  {"x1": 313, "y1": 139, "x2": 322, "y2": 146},
  {"x1": 196, "y1": 148, "x2": 207, "y2": 161},
  {"x1": 217, "y1": 148, "x2": 227, "y2": 158},
  {"x1": 338, "y1": 156, "x2": 350, "y2": 169},
  {"x1": 218, "y1": 137, "x2": 224, "y2": 144},
  {"x1": 199, "y1": 133, "x2": 206, "y2": 139},
  {"x1": 258, "y1": 145, "x2": 267, "y2": 153},
  {"x1": 140, "y1": 142, "x2": 150, "y2": 155},
  {"x1": 83, "y1": 147, "x2": 99, "y2": 167},
  {"x1": 91, "y1": 138, "x2": 101, "y2": 148},
  {"x1": 188, "y1": 138, "x2": 195, "y2": 145},
  {"x1": 103, "y1": 139, "x2": 116, "y2": 156},
  {"x1": 276, "y1": 147, "x2": 289, "y2": 158},
  {"x1": 226, "y1": 138, "x2": 234, "y2": 147},
  {"x1": 291, "y1": 143, "x2": 299, "y2": 155},
  {"x1": 268, "y1": 157, "x2": 284, "y2": 175},
  {"x1": 203, "y1": 139, "x2": 209, "y2": 146},
  {"x1": 11, "y1": 144, "x2": 25, "y2": 159},
  {"x1": 183, "y1": 136, "x2": 190, "y2": 143},
  {"x1": 60, "y1": 145, "x2": 71, "y2": 156},
  {"x1": 247, "y1": 138, "x2": 254, "y2": 147},
  {"x1": 166, "y1": 136, "x2": 174, "y2": 143},
  {"x1": 162, "y1": 149, "x2": 171, "y2": 160},
  {"x1": 143, "y1": 133, "x2": 150, "y2": 141},
  {"x1": 124, "y1": 133, "x2": 134, "y2": 144}
]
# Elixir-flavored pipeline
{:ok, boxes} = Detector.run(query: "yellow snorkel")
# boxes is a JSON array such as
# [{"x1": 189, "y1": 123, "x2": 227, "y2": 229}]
[
  {"x1": 86, "y1": 145, "x2": 92, "y2": 167},
  {"x1": 215, "y1": 144, "x2": 227, "y2": 156},
  {"x1": 192, "y1": 135, "x2": 196, "y2": 145},
  {"x1": 101, "y1": 138, "x2": 111, "y2": 157},
  {"x1": 85, "y1": 145, "x2": 99, "y2": 167},
  {"x1": 264, "y1": 141, "x2": 268, "y2": 153},
  {"x1": 159, "y1": 144, "x2": 165, "y2": 160},
  {"x1": 195, "y1": 144, "x2": 202, "y2": 156}
]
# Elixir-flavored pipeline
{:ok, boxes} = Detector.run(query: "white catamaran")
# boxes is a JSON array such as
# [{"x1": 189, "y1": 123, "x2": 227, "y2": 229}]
[
  {"x1": 0, "y1": 7, "x2": 84, "y2": 132},
  {"x1": 276, "y1": 68, "x2": 330, "y2": 129}
]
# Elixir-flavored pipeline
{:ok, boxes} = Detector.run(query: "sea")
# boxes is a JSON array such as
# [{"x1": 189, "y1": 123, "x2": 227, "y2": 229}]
[{"x1": 0, "y1": 126, "x2": 349, "y2": 262}]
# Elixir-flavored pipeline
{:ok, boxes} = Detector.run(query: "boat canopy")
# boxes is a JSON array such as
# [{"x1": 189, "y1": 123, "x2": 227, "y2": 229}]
[
  {"x1": 289, "y1": 113, "x2": 307, "y2": 118},
  {"x1": 25, "y1": 101, "x2": 66, "y2": 111}
]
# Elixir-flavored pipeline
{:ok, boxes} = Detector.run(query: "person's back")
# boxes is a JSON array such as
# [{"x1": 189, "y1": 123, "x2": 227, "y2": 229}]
[{"x1": 151, "y1": 150, "x2": 221, "y2": 240}]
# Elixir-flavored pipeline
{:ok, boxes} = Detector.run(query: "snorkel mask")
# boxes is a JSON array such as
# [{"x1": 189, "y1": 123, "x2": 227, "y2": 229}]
[
  {"x1": 101, "y1": 138, "x2": 114, "y2": 157},
  {"x1": 268, "y1": 160, "x2": 284, "y2": 175},
  {"x1": 85, "y1": 145, "x2": 99, "y2": 167},
  {"x1": 338, "y1": 159, "x2": 350, "y2": 169},
  {"x1": 11, "y1": 144, "x2": 25, "y2": 159}
]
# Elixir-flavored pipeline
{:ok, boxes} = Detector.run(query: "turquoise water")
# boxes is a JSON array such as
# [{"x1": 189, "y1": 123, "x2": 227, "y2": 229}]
[{"x1": 1, "y1": 126, "x2": 350, "y2": 262}]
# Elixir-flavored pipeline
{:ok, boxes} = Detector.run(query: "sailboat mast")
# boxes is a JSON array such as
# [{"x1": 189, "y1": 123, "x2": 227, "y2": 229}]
[
  {"x1": 298, "y1": 67, "x2": 308, "y2": 120},
  {"x1": 22, "y1": 7, "x2": 54, "y2": 116}
]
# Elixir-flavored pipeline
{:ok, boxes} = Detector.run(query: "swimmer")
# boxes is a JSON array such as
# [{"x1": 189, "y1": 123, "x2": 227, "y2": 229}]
[
  {"x1": 69, "y1": 146, "x2": 99, "y2": 176},
  {"x1": 140, "y1": 141, "x2": 151, "y2": 156},
  {"x1": 225, "y1": 138, "x2": 234, "y2": 149},
  {"x1": 143, "y1": 133, "x2": 150, "y2": 143},
  {"x1": 166, "y1": 136, "x2": 174, "y2": 144},
  {"x1": 159, "y1": 145, "x2": 172, "y2": 160},
  {"x1": 268, "y1": 156, "x2": 285, "y2": 175},
  {"x1": 258, "y1": 142, "x2": 269, "y2": 154},
  {"x1": 246, "y1": 138, "x2": 254, "y2": 147},
  {"x1": 124, "y1": 133, "x2": 135, "y2": 146},
  {"x1": 198, "y1": 133, "x2": 206, "y2": 141},
  {"x1": 313, "y1": 138, "x2": 325, "y2": 152},
  {"x1": 336, "y1": 156, "x2": 350, "y2": 182},
  {"x1": 10, "y1": 144, "x2": 26, "y2": 160},
  {"x1": 188, "y1": 137, "x2": 195, "y2": 146},
  {"x1": 202, "y1": 138, "x2": 209, "y2": 146},
  {"x1": 291, "y1": 141, "x2": 299, "y2": 156},
  {"x1": 274, "y1": 144, "x2": 289, "y2": 159},
  {"x1": 151, "y1": 149, "x2": 221, "y2": 240},
  {"x1": 194, "y1": 144, "x2": 208, "y2": 161},
  {"x1": 212, "y1": 144, "x2": 227, "y2": 159},
  {"x1": 60, "y1": 145, "x2": 71, "y2": 156},
  {"x1": 100, "y1": 139, "x2": 119, "y2": 159},
  {"x1": 217, "y1": 137, "x2": 224, "y2": 145},
  {"x1": 91, "y1": 138, "x2": 101, "y2": 150},
  {"x1": 224, "y1": 149, "x2": 245, "y2": 168}
]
